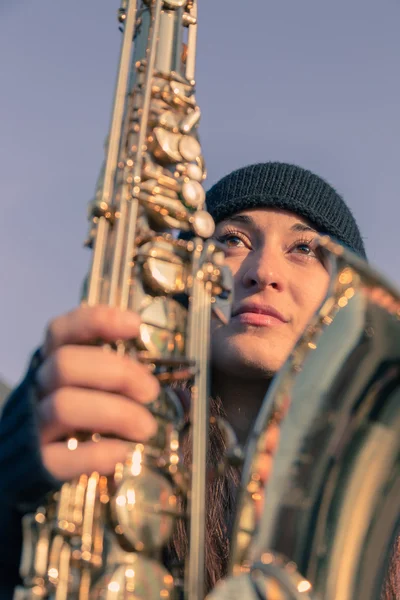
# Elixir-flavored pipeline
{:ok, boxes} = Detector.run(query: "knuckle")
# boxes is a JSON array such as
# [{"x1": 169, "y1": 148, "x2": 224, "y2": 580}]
[
  {"x1": 50, "y1": 388, "x2": 71, "y2": 426},
  {"x1": 89, "y1": 305, "x2": 111, "y2": 330},
  {"x1": 43, "y1": 317, "x2": 59, "y2": 354},
  {"x1": 99, "y1": 305, "x2": 120, "y2": 329},
  {"x1": 41, "y1": 446, "x2": 58, "y2": 478},
  {"x1": 93, "y1": 305, "x2": 139, "y2": 335},
  {"x1": 88, "y1": 305, "x2": 126, "y2": 339},
  {"x1": 51, "y1": 346, "x2": 73, "y2": 386}
]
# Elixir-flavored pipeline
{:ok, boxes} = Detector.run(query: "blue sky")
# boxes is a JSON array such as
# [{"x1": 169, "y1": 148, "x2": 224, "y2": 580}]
[{"x1": 1, "y1": 0, "x2": 399, "y2": 384}]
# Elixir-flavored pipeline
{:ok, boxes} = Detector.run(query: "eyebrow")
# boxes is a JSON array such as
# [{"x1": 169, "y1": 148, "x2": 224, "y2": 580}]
[
  {"x1": 223, "y1": 214, "x2": 254, "y2": 226},
  {"x1": 290, "y1": 223, "x2": 317, "y2": 233},
  {"x1": 219, "y1": 215, "x2": 317, "y2": 234}
]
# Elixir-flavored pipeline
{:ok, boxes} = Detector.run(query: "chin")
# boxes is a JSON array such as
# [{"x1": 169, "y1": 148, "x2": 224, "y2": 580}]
[{"x1": 211, "y1": 327, "x2": 294, "y2": 379}]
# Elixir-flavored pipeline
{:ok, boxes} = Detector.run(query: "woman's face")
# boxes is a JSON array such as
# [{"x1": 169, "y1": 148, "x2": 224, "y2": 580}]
[{"x1": 211, "y1": 208, "x2": 331, "y2": 379}]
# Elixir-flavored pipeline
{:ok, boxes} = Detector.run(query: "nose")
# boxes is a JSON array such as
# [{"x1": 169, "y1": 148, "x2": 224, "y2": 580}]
[{"x1": 240, "y1": 245, "x2": 286, "y2": 292}]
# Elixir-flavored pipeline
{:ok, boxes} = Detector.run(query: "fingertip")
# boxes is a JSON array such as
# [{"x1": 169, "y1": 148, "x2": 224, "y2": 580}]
[
  {"x1": 81, "y1": 305, "x2": 141, "y2": 342},
  {"x1": 107, "y1": 306, "x2": 140, "y2": 332},
  {"x1": 142, "y1": 412, "x2": 158, "y2": 440},
  {"x1": 120, "y1": 309, "x2": 141, "y2": 330},
  {"x1": 148, "y1": 377, "x2": 161, "y2": 404},
  {"x1": 105, "y1": 307, "x2": 142, "y2": 341}
]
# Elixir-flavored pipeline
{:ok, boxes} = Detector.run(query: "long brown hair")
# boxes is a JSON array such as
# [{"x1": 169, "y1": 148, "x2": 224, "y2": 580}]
[
  {"x1": 381, "y1": 536, "x2": 400, "y2": 599},
  {"x1": 166, "y1": 393, "x2": 240, "y2": 594}
]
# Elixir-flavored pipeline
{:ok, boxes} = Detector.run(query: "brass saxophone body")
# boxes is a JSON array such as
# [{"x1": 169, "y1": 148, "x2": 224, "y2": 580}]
[
  {"x1": 15, "y1": 3, "x2": 400, "y2": 599},
  {"x1": 16, "y1": 2, "x2": 231, "y2": 598},
  {"x1": 209, "y1": 239, "x2": 400, "y2": 600}
]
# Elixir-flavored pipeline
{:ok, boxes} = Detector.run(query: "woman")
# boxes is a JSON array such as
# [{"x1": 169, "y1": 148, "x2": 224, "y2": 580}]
[{"x1": 0, "y1": 162, "x2": 379, "y2": 597}]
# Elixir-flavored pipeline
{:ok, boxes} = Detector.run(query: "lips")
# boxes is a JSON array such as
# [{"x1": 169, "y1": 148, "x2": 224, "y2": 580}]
[{"x1": 232, "y1": 303, "x2": 289, "y2": 327}]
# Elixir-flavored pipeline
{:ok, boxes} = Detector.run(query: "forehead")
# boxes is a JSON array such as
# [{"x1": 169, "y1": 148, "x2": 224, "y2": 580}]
[{"x1": 215, "y1": 208, "x2": 317, "y2": 233}]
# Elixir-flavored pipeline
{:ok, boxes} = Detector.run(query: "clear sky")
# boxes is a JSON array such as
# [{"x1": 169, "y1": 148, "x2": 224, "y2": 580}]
[{"x1": 1, "y1": 0, "x2": 399, "y2": 384}]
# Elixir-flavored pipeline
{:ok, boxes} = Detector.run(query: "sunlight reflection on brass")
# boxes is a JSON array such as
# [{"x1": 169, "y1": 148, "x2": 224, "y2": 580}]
[
  {"x1": 67, "y1": 437, "x2": 78, "y2": 451},
  {"x1": 170, "y1": 439, "x2": 179, "y2": 451},
  {"x1": 131, "y1": 448, "x2": 143, "y2": 476},
  {"x1": 116, "y1": 495, "x2": 126, "y2": 507},
  {"x1": 298, "y1": 579, "x2": 312, "y2": 593},
  {"x1": 170, "y1": 453, "x2": 179, "y2": 465},
  {"x1": 35, "y1": 513, "x2": 45, "y2": 524},
  {"x1": 260, "y1": 555, "x2": 272, "y2": 567},
  {"x1": 114, "y1": 462, "x2": 124, "y2": 483},
  {"x1": 127, "y1": 489, "x2": 136, "y2": 507},
  {"x1": 140, "y1": 326, "x2": 151, "y2": 347},
  {"x1": 48, "y1": 567, "x2": 58, "y2": 579},
  {"x1": 338, "y1": 267, "x2": 353, "y2": 284},
  {"x1": 108, "y1": 581, "x2": 120, "y2": 592}
]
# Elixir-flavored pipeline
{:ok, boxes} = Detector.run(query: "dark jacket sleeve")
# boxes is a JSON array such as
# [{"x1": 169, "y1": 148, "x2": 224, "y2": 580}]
[{"x1": 0, "y1": 350, "x2": 62, "y2": 596}]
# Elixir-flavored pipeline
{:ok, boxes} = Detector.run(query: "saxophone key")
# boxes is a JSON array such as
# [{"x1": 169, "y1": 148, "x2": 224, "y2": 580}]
[{"x1": 90, "y1": 553, "x2": 176, "y2": 600}]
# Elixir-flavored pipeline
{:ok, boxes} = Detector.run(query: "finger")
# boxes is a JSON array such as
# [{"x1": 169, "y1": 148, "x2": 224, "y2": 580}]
[
  {"x1": 42, "y1": 305, "x2": 141, "y2": 357},
  {"x1": 42, "y1": 438, "x2": 131, "y2": 480},
  {"x1": 38, "y1": 388, "x2": 157, "y2": 444},
  {"x1": 36, "y1": 345, "x2": 160, "y2": 403}
]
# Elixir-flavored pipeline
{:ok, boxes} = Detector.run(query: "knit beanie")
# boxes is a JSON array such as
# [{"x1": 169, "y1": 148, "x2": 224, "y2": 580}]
[{"x1": 206, "y1": 162, "x2": 366, "y2": 259}]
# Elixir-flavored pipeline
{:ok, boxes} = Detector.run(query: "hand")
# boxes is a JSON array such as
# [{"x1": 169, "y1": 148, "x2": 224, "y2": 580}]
[{"x1": 35, "y1": 305, "x2": 160, "y2": 481}]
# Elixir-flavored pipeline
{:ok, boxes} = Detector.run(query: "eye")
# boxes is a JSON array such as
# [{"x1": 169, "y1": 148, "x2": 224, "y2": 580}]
[
  {"x1": 294, "y1": 242, "x2": 315, "y2": 255},
  {"x1": 289, "y1": 238, "x2": 318, "y2": 259},
  {"x1": 216, "y1": 229, "x2": 251, "y2": 249}
]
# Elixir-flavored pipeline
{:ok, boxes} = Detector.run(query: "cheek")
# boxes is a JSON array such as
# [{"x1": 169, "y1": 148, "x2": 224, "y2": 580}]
[
  {"x1": 295, "y1": 269, "x2": 330, "y2": 323},
  {"x1": 225, "y1": 256, "x2": 249, "y2": 297},
  {"x1": 224, "y1": 256, "x2": 242, "y2": 279}
]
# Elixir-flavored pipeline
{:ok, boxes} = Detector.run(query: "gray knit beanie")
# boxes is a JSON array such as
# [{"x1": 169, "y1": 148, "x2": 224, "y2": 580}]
[{"x1": 206, "y1": 162, "x2": 366, "y2": 259}]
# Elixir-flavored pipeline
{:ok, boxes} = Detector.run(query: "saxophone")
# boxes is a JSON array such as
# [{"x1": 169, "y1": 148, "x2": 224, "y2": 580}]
[
  {"x1": 209, "y1": 239, "x2": 400, "y2": 600},
  {"x1": 16, "y1": 1, "x2": 231, "y2": 598},
  {"x1": 15, "y1": 3, "x2": 400, "y2": 600}
]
